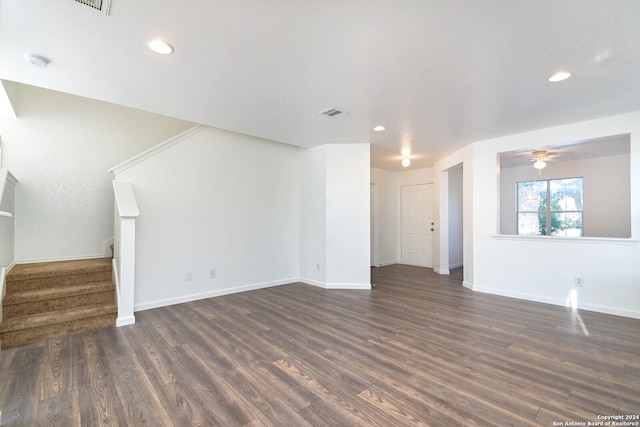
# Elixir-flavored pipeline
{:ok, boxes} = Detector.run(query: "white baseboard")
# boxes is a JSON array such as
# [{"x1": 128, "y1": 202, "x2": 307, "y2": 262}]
[
  {"x1": 576, "y1": 302, "x2": 640, "y2": 320},
  {"x1": 5, "y1": 262, "x2": 15, "y2": 273},
  {"x1": 299, "y1": 277, "x2": 371, "y2": 290},
  {"x1": 1, "y1": 263, "x2": 16, "y2": 306},
  {"x1": 449, "y1": 262, "x2": 463, "y2": 269},
  {"x1": 472, "y1": 285, "x2": 640, "y2": 320},
  {"x1": 112, "y1": 259, "x2": 120, "y2": 301},
  {"x1": 462, "y1": 281, "x2": 474, "y2": 290},
  {"x1": 135, "y1": 277, "x2": 298, "y2": 312},
  {"x1": 434, "y1": 268, "x2": 450, "y2": 275},
  {"x1": 323, "y1": 282, "x2": 371, "y2": 290},
  {"x1": 300, "y1": 277, "x2": 324, "y2": 288},
  {"x1": 376, "y1": 260, "x2": 397, "y2": 267},
  {"x1": 103, "y1": 237, "x2": 114, "y2": 258},
  {"x1": 116, "y1": 315, "x2": 136, "y2": 327}
]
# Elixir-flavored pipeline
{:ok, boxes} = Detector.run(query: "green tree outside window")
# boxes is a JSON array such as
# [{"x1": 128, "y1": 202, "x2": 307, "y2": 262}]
[{"x1": 517, "y1": 177, "x2": 583, "y2": 236}]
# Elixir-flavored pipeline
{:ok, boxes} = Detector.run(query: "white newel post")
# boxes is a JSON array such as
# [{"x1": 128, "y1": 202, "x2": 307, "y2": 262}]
[{"x1": 112, "y1": 181, "x2": 139, "y2": 327}]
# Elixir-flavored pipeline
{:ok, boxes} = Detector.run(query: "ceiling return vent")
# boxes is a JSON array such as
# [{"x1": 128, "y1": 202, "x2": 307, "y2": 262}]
[
  {"x1": 74, "y1": 0, "x2": 112, "y2": 14},
  {"x1": 319, "y1": 107, "x2": 349, "y2": 118},
  {"x1": 75, "y1": 0, "x2": 103, "y2": 10}
]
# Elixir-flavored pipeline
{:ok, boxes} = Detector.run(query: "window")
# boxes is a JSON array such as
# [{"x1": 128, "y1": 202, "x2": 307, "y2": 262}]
[{"x1": 517, "y1": 177, "x2": 583, "y2": 236}]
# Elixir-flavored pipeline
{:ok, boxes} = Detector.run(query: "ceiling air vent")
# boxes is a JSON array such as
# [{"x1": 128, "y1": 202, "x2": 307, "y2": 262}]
[
  {"x1": 319, "y1": 107, "x2": 349, "y2": 118},
  {"x1": 75, "y1": 0, "x2": 103, "y2": 10}
]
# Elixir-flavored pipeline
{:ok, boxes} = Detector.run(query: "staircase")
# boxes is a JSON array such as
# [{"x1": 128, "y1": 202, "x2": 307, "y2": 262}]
[{"x1": 0, "y1": 258, "x2": 117, "y2": 349}]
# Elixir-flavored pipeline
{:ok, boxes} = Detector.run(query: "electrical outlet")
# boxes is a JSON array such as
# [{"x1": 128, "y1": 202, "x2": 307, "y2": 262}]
[
  {"x1": 186, "y1": 271, "x2": 192, "y2": 281},
  {"x1": 210, "y1": 268, "x2": 216, "y2": 279},
  {"x1": 574, "y1": 276, "x2": 584, "y2": 287}
]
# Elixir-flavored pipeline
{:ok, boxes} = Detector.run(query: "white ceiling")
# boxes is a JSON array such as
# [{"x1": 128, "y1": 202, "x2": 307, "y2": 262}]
[{"x1": 1, "y1": 1, "x2": 639, "y2": 171}]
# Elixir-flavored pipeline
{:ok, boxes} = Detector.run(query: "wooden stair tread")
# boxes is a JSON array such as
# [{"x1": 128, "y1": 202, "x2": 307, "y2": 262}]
[
  {"x1": 3, "y1": 281, "x2": 114, "y2": 306},
  {"x1": 0, "y1": 304, "x2": 117, "y2": 334},
  {"x1": 7, "y1": 258, "x2": 112, "y2": 281}
]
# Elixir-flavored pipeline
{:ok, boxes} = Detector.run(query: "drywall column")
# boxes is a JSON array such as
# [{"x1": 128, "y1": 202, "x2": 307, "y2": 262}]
[
  {"x1": 299, "y1": 146, "x2": 327, "y2": 286},
  {"x1": 300, "y1": 144, "x2": 371, "y2": 289},
  {"x1": 324, "y1": 144, "x2": 370, "y2": 288},
  {"x1": 112, "y1": 181, "x2": 139, "y2": 326}
]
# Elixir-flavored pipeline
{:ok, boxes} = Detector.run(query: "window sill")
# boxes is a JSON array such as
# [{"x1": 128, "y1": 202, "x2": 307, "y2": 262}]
[{"x1": 492, "y1": 234, "x2": 640, "y2": 245}]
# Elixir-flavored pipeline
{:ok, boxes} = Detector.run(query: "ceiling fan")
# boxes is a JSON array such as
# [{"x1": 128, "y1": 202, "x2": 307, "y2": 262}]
[{"x1": 530, "y1": 149, "x2": 566, "y2": 170}]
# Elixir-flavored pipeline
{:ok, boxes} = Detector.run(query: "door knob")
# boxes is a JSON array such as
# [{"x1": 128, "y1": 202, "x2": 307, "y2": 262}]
[{"x1": 430, "y1": 228, "x2": 434, "y2": 231}]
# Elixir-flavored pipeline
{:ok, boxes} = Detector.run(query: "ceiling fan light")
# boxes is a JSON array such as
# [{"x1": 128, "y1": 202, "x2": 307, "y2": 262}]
[
  {"x1": 533, "y1": 160, "x2": 546, "y2": 169},
  {"x1": 148, "y1": 39, "x2": 174, "y2": 55},
  {"x1": 548, "y1": 71, "x2": 571, "y2": 82}
]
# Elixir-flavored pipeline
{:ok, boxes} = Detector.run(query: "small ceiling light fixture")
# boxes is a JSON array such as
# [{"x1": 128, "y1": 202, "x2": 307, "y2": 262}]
[
  {"x1": 533, "y1": 160, "x2": 546, "y2": 170},
  {"x1": 532, "y1": 150, "x2": 548, "y2": 172},
  {"x1": 24, "y1": 54, "x2": 49, "y2": 68},
  {"x1": 401, "y1": 145, "x2": 411, "y2": 167},
  {"x1": 548, "y1": 71, "x2": 572, "y2": 82},
  {"x1": 148, "y1": 39, "x2": 174, "y2": 55},
  {"x1": 531, "y1": 150, "x2": 547, "y2": 174},
  {"x1": 373, "y1": 125, "x2": 386, "y2": 132}
]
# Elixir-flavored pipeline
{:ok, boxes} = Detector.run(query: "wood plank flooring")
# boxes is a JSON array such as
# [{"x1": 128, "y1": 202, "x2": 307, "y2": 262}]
[{"x1": 0, "y1": 264, "x2": 638, "y2": 426}]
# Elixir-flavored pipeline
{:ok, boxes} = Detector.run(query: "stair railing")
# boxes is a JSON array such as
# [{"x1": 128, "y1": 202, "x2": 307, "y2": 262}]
[{"x1": 112, "y1": 181, "x2": 139, "y2": 326}]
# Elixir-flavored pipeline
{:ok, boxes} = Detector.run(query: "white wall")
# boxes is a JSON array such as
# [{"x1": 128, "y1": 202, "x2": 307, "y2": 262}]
[
  {"x1": 0, "y1": 80, "x2": 18, "y2": 118},
  {"x1": 370, "y1": 167, "x2": 397, "y2": 266},
  {"x1": 0, "y1": 171, "x2": 16, "y2": 270},
  {"x1": 436, "y1": 111, "x2": 640, "y2": 319},
  {"x1": 500, "y1": 154, "x2": 631, "y2": 237},
  {"x1": 396, "y1": 168, "x2": 433, "y2": 187},
  {"x1": 0, "y1": 83, "x2": 372, "y2": 309},
  {"x1": 0, "y1": 83, "x2": 194, "y2": 262},
  {"x1": 116, "y1": 127, "x2": 302, "y2": 310}
]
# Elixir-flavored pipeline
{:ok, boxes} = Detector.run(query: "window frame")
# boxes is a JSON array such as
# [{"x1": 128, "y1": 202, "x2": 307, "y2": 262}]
[{"x1": 516, "y1": 177, "x2": 584, "y2": 237}]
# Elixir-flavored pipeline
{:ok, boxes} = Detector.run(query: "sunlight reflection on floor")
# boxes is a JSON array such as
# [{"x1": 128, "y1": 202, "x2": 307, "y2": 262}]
[{"x1": 566, "y1": 288, "x2": 590, "y2": 336}]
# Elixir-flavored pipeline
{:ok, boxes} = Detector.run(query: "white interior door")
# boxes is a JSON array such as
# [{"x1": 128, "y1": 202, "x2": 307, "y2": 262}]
[{"x1": 401, "y1": 184, "x2": 433, "y2": 267}]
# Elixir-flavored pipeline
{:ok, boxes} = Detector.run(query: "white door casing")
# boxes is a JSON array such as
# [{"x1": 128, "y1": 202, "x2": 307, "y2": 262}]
[
  {"x1": 370, "y1": 183, "x2": 378, "y2": 267},
  {"x1": 401, "y1": 184, "x2": 433, "y2": 267}
]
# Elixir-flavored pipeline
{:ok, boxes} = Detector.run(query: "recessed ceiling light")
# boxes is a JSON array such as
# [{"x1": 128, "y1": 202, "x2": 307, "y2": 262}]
[
  {"x1": 401, "y1": 158, "x2": 411, "y2": 167},
  {"x1": 148, "y1": 39, "x2": 174, "y2": 55},
  {"x1": 548, "y1": 71, "x2": 572, "y2": 82},
  {"x1": 24, "y1": 54, "x2": 49, "y2": 68},
  {"x1": 373, "y1": 125, "x2": 386, "y2": 132}
]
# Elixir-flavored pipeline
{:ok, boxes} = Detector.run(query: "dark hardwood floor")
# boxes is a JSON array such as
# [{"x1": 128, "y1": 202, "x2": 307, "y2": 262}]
[{"x1": 1, "y1": 264, "x2": 638, "y2": 426}]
